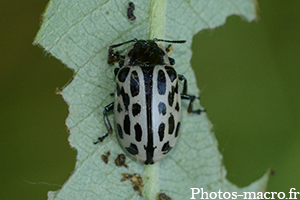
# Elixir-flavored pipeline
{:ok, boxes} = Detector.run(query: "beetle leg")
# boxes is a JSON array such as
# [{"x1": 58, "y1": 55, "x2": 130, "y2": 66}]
[
  {"x1": 178, "y1": 74, "x2": 187, "y2": 95},
  {"x1": 181, "y1": 94, "x2": 205, "y2": 114},
  {"x1": 94, "y1": 102, "x2": 114, "y2": 144},
  {"x1": 179, "y1": 74, "x2": 205, "y2": 114},
  {"x1": 165, "y1": 44, "x2": 174, "y2": 55}
]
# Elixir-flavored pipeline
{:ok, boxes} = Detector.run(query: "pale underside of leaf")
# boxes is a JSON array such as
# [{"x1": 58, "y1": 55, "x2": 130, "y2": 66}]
[{"x1": 35, "y1": 0, "x2": 268, "y2": 199}]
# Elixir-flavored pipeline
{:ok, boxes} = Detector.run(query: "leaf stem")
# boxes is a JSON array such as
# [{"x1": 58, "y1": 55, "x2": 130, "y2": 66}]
[
  {"x1": 144, "y1": 1, "x2": 166, "y2": 199},
  {"x1": 144, "y1": 164, "x2": 159, "y2": 200},
  {"x1": 148, "y1": 0, "x2": 166, "y2": 39}
]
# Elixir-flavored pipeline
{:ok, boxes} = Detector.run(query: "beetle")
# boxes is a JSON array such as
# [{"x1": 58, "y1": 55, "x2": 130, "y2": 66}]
[{"x1": 94, "y1": 39, "x2": 205, "y2": 164}]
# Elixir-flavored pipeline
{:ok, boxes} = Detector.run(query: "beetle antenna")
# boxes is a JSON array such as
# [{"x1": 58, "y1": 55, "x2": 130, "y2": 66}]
[
  {"x1": 109, "y1": 38, "x2": 138, "y2": 49},
  {"x1": 153, "y1": 38, "x2": 186, "y2": 44}
]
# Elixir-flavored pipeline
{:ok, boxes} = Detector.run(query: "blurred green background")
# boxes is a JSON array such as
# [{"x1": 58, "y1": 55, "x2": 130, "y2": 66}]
[{"x1": 1, "y1": 1, "x2": 299, "y2": 199}]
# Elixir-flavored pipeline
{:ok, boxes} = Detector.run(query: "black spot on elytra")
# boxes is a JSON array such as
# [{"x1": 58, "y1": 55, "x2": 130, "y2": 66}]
[
  {"x1": 120, "y1": 87, "x2": 130, "y2": 110},
  {"x1": 130, "y1": 70, "x2": 140, "y2": 97},
  {"x1": 158, "y1": 123, "x2": 165, "y2": 142},
  {"x1": 175, "y1": 102, "x2": 180, "y2": 111},
  {"x1": 117, "y1": 103, "x2": 122, "y2": 112},
  {"x1": 168, "y1": 86, "x2": 175, "y2": 106},
  {"x1": 124, "y1": 115, "x2": 130, "y2": 135},
  {"x1": 165, "y1": 66, "x2": 177, "y2": 82},
  {"x1": 117, "y1": 123, "x2": 123, "y2": 139},
  {"x1": 126, "y1": 143, "x2": 139, "y2": 155},
  {"x1": 158, "y1": 102, "x2": 166, "y2": 115},
  {"x1": 168, "y1": 114, "x2": 175, "y2": 135},
  {"x1": 162, "y1": 141, "x2": 172, "y2": 155},
  {"x1": 174, "y1": 82, "x2": 179, "y2": 93},
  {"x1": 134, "y1": 123, "x2": 142, "y2": 142},
  {"x1": 157, "y1": 69, "x2": 166, "y2": 95},
  {"x1": 169, "y1": 57, "x2": 175, "y2": 65},
  {"x1": 117, "y1": 67, "x2": 130, "y2": 82},
  {"x1": 175, "y1": 122, "x2": 181, "y2": 138},
  {"x1": 132, "y1": 103, "x2": 141, "y2": 116}
]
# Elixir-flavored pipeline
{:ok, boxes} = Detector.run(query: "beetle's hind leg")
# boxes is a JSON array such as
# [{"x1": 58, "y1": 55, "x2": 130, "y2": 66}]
[
  {"x1": 178, "y1": 74, "x2": 206, "y2": 114},
  {"x1": 94, "y1": 102, "x2": 114, "y2": 144},
  {"x1": 181, "y1": 94, "x2": 205, "y2": 114}
]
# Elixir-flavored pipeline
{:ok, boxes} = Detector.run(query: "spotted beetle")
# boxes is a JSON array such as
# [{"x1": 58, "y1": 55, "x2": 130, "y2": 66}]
[{"x1": 95, "y1": 39, "x2": 205, "y2": 164}]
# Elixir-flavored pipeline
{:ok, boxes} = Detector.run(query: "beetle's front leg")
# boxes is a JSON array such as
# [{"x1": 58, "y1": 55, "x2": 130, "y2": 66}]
[{"x1": 94, "y1": 102, "x2": 114, "y2": 144}]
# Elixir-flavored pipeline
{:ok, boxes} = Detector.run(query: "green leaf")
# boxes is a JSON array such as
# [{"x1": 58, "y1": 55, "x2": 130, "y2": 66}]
[{"x1": 35, "y1": 0, "x2": 269, "y2": 199}]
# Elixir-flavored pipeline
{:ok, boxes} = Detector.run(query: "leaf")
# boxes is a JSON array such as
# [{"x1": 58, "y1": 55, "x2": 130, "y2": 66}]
[{"x1": 35, "y1": 0, "x2": 269, "y2": 199}]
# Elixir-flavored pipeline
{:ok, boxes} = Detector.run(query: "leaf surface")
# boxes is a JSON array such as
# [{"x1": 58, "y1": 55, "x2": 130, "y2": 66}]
[{"x1": 35, "y1": 0, "x2": 268, "y2": 199}]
